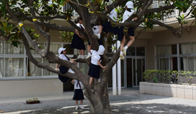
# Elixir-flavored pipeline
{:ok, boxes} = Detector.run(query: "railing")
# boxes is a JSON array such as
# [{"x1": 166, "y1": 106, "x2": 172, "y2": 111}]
[
  {"x1": 151, "y1": 0, "x2": 194, "y2": 23},
  {"x1": 48, "y1": 0, "x2": 78, "y2": 16}
]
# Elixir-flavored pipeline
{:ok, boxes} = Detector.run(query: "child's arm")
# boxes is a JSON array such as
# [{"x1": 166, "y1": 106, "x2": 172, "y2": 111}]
[
  {"x1": 98, "y1": 25, "x2": 102, "y2": 34},
  {"x1": 71, "y1": 80, "x2": 75, "y2": 84},
  {"x1": 75, "y1": 29, "x2": 83, "y2": 38},
  {"x1": 98, "y1": 61, "x2": 106, "y2": 69},
  {"x1": 55, "y1": 64, "x2": 59, "y2": 71}
]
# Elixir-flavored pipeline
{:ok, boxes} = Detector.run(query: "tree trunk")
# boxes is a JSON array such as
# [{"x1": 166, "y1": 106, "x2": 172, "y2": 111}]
[
  {"x1": 84, "y1": 71, "x2": 112, "y2": 114},
  {"x1": 87, "y1": 87, "x2": 112, "y2": 114}
]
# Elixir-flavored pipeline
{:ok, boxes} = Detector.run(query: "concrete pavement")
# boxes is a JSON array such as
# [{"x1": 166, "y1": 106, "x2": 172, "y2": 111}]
[{"x1": 1, "y1": 88, "x2": 196, "y2": 114}]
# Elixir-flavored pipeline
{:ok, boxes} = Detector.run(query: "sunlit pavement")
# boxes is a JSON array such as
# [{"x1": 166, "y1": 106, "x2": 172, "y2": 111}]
[{"x1": 1, "y1": 88, "x2": 196, "y2": 114}]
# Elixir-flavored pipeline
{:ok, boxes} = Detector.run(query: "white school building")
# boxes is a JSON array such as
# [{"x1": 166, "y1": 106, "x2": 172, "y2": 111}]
[{"x1": 0, "y1": 1, "x2": 196, "y2": 99}]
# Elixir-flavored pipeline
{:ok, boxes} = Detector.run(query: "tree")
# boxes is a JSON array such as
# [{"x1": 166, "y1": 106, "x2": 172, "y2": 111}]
[{"x1": 0, "y1": 0, "x2": 196, "y2": 113}]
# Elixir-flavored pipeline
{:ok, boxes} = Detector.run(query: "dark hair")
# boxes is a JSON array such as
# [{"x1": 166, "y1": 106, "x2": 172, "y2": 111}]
[
  {"x1": 99, "y1": 55, "x2": 103, "y2": 61},
  {"x1": 126, "y1": 8, "x2": 132, "y2": 12},
  {"x1": 60, "y1": 50, "x2": 65, "y2": 54},
  {"x1": 75, "y1": 17, "x2": 82, "y2": 23}
]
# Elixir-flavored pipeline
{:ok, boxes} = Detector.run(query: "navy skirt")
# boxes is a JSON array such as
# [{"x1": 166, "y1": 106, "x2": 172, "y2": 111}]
[
  {"x1": 73, "y1": 89, "x2": 84, "y2": 100},
  {"x1": 71, "y1": 34, "x2": 86, "y2": 50},
  {"x1": 88, "y1": 63, "x2": 100, "y2": 79},
  {"x1": 102, "y1": 22, "x2": 123, "y2": 41}
]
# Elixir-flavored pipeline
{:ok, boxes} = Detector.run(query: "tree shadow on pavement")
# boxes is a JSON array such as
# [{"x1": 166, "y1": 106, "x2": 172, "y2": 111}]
[{"x1": 18, "y1": 103, "x2": 196, "y2": 114}]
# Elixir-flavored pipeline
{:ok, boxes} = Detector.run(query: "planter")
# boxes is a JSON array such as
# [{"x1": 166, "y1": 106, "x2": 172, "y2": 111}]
[
  {"x1": 177, "y1": 85, "x2": 185, "y2": 98},
  {"x1": 156, "y1": 83, "x2": 164, "y2": 96},
  {"x1": 185, "y1": 86, "x2": 193, "y2": 99},
  {"x1": 26, "y1": 100, "x2": 40, "y2": 104},
  {"x1": 162, "y1": 84, "x2": 171, "y2": 97},
  {"x1": 140, "y1": 82, "x2": 196, "y2": 100},
  {"x1": 193, "y1": 86, "x2": 196, "y2": 100},
  {"x1": 139, "y1": 82, "x2": 147, "y2": 94},
  {"x1": 170, "y1": 84, "x2": 177, "y2": 97}
]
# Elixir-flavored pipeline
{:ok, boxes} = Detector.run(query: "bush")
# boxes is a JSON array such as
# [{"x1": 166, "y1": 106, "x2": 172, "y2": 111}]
[{"x1": 143, "y1": 70, "x2": 178, "y2": 83}]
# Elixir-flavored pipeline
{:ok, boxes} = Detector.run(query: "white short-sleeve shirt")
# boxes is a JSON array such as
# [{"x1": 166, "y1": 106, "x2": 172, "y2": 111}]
[
  {"x1": 122, "y1": 9, "x2": 134, "y2": 22},
  {"x1": 68, "y1": 69, "x2": 74, "y2": 73},
  {"x1": 76, "y1": 23, "x2": 85, "y2": 29},
  {"x1": 90, "y1": 50, "x2": 100, "y2": 65},
  {"x1": 109, "y1": 9, "x2": 117, "y2": 21},
  {"x1": 59, "y1": 54, "x2": 68, "y2": 61},
  {"x1": 73, "y1": 80, "x2": 83, "y2": 89}
]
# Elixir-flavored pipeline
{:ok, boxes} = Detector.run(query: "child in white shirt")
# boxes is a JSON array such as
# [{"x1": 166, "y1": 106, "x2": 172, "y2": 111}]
[
  {"x1": 88, "y1": 45, "x2": 106, "y2": 85},
  {"x1": 120, "y1": 1, "x2": 136, "y2": 60},
  {"x1": 70, "y1": 59, "x2": 84, "y2": 110}
]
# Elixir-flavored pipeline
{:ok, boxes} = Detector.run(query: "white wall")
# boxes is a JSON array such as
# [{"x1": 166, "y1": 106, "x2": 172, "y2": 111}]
[
  {"x1": 146, "y1": 26, "x2": 196, "y2": 69},
  {"x1": 0, "y1": 78, "x2": 63, "y2": 99}
]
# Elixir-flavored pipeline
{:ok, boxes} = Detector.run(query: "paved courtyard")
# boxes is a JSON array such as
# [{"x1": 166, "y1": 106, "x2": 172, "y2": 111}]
[{"x1": 1, "y1": 88, "x2": 196, "y2": 114}]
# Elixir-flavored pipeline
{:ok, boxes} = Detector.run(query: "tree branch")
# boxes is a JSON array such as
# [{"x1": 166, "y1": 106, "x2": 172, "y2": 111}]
[
  {"x1": 28, "y1": 2, "x2": 50, "y2": 57},
  {"x1": 137, "y1": 0, "x2": 153, "y2": 19},
  {"x1": 37, "y1": 22, "x2": 75, "y2": 32},
  {"x1": 145, "y1": 4, "x2": 176, "y2": 15},
  {"x1": 21, "y1": 35, "x2": 78, "y2": 79},
  {"x1": 135, "y1": 27, "x2": 146, "y2": 39},
  {"x1": 147, "y1": 19, "x2": 182, "y2": 38}
]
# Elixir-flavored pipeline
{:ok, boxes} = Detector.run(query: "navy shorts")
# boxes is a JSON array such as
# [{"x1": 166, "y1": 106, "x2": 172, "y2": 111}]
[
  {"x1": 88, "y1": 63, "x2": 100, "y2": 79},
  {"x1": 118, "y1": 27, "x2": 135, "y2": 41}
]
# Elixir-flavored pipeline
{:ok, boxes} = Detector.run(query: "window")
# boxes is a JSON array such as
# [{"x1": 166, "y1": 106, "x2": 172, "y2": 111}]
[
  {"x1": 127, "y1": 46, "x2": 145, "y2": 56},
  {"x1": 127, "y1": 47, "x2": 135, "y2": 56},
  {"x1": 156, "y1": 43, "x2": 196, "y2": 72},
  {"x1": 156, "y1": 44, "x2": 177, "y2": 56},
  {"x1": 179, "y1": 43, "x2": 191, "y2": 54},
  {"x1": 136, "y1": 47, "x2": 145, "y2": 56},
  {"x1": 0, "y1": 42, "x2": 74, "y2": 78}
]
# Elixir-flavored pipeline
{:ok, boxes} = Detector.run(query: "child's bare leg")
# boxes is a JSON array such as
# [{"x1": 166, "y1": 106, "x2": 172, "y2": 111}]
[
  {"x1": 89, "y1": 77, "x2": 93, "y2": 85},
  {"x1": 99, "y1": 25, "x2": 102, "y2": 34},
  {"x1": 120, "y1": 36, "x2": 126, "y2": 60},
  {"x1": 123, "y1": 36, "x2": 135, "y2": 56},
  {"x1": 88, "y1": 45, "x2": 91, "y2": 53},
  {"x1": 81, "y1": 50, "x2": 85, "y2": 55},
  {"x1": 79, "y1": 50, "x2": 85, "y2": 55},
  {"x1": 78, "y1": 50, "x2": 85, "y2": 59},
  {"x1": 126, "y1": 36, "x2": 135, "y2": 48},
  {"x1": 120, "y1": 36, "x2": 126, "y2": 52},
  {"x1": 80, "y1": 100, "x2": 83, "y2": 105},
  {"x1": 78, "y1": 50, "x2": 81, "y2": 55},
  {"x1": 86, "y1": 45, "x2": 92, "y2": 59},
  {"x1": 80, "y1": 100, "x2": 84, "y2": 109},
  {"x1": 75, "y1": 100, "x2": 78, "y2": 105},
  {"x1": 78, "y1": 50, "x2": 82, "y2": 55}
]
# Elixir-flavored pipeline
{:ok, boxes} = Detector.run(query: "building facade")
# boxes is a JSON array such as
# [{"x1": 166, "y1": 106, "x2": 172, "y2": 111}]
[{"x1": 0, "y1": 1, "x2": 196, "y2": 98}]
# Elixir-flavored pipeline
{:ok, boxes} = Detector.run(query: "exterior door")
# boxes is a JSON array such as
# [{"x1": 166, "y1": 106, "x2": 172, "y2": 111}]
[
  {"x1": 127, "y1": 58, "x2": 145, "y2": 87},
  {"x1": 136, "y1": 59, "x2": 145, "y2": 86}
]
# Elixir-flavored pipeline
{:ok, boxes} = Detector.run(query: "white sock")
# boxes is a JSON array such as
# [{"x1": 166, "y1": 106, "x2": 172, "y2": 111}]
[
  {"x1": 120, "y1": 51, "x2": 123, "y2": 55},
  {"x1": 88, "y1": 52, "x2": 91, "y2": 55},
  {"x1": 124, "y1": 46, "x2": 128, "y2": 50}
]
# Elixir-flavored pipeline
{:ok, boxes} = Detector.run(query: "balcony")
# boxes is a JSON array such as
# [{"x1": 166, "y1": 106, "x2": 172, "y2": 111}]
[
  {"x1": 151, "y1": 1, "x2": 194, "y2": 24},
  {"x1": 48, "y1": 0, "x2": 78, "y2": 17}
]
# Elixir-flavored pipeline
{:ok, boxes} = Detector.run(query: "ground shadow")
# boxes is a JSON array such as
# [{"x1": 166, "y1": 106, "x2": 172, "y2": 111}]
[{"x1": 18, "y1": 103, "x2": 196, "y2": 114}]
